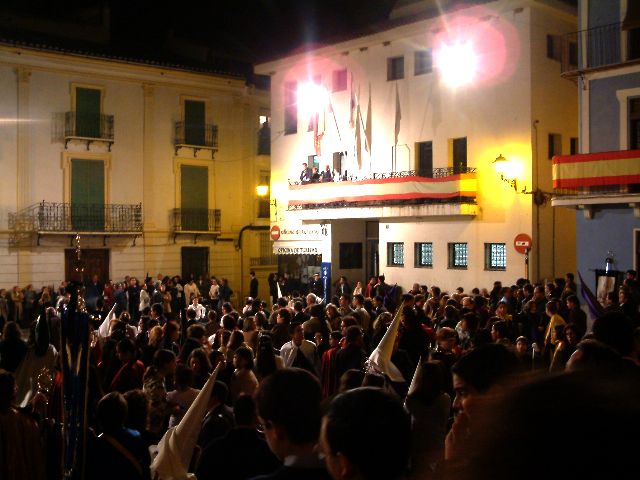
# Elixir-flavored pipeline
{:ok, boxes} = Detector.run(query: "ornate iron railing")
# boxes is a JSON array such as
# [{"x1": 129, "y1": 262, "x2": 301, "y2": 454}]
[
  {"x1": 173, "y1": 209, "x2": 221, "y2": 233},
  {"x1": 288, "y1": 167, "x2": 476, "y2": 186},
  {"x1": 249, "y1": 255, "x2": 278, "y2": 266},
  {"x1": 174, "y1": 121, "x2": 219, "y2": 149},
  {"x1": 9, "y1": 201, "x2": 142, "y2": 233},
  {"x1": 562, "y1": 22, "x2": 640, "y2": 74},
  {"x1": 64, "y1": 111, "x2": 114, "y2": 141}
]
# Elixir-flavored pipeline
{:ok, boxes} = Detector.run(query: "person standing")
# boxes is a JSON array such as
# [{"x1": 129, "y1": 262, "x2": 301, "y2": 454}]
[{"x1": 249, "y1": 271, "x2": 259, "y2": 300}]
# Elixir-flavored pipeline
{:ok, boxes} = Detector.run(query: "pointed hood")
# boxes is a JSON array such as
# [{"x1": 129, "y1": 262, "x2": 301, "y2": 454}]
[
  {"x1": 368, "y1": 302, "x2": 404, "y2": 382},
  {"x1": 407, "y1": 357, "x2": 424, "y2": 396},
  {"x1": 151, "y1": 363, "x2": 221, "y2": 480},
  {"x1": 98, "y1": 303, "x2": 117, "y2": 338}
]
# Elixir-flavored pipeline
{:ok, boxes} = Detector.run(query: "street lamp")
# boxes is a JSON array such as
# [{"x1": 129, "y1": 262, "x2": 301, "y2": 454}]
[
  {"x1": 493, "y1": 154, "x2": 549, "y2": 205},
  {"x1": 256, "y1": 184, "x2": 269, "y2": 197}
]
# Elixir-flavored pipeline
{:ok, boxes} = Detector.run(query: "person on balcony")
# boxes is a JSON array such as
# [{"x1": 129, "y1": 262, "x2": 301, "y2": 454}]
[
  {"x1": 300, "y1": 162, "x2": 312, "y2": 184},
  {"x1": 310, "y1": 166, "x2": 321, "y2": 183},
  {"x1": 321, "y1": 165, "x2": 333, "y2": 182}
]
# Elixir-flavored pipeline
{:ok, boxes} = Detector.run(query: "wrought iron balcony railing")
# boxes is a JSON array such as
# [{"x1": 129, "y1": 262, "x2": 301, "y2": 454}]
[
  {"x1": 288, "y1": 167, "x2": 476, "y2": 186},
  {"x1": 64, "y1": 111, "x2": 114, "y2": 149},
  {"x1": 173, "y1": 208, "x2": 221, "y2": 233},
  {"x1": 287, "y1": 168, "x2": 477, "y2": 211},
  {"x1": 9, "y1": 201, "x2": 143, "y2": 245},
  {"x1": 562, "y1": 22, "x2": 640, "y2": 75},
  {"x1": 249, "y1": 255, "x2": 278, "y2": 267},
  {"x1": 174, "y1": 121, "x2": 219, "y2": 155}
]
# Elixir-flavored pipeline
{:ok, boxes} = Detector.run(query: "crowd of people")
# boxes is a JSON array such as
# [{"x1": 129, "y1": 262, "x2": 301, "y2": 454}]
[{"x1": 0, "y1": 269, "x2": 639, "y2": 479}]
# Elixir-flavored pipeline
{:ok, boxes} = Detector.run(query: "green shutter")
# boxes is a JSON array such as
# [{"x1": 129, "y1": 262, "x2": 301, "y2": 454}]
[
  {"x1": 184, "y1": 100, "x2": 205, "y2": 146},
  {"x1": 76, "y1": 88, "x2": 101, "y2": 138},
  {"x1": 181, "y1": 165, "x2": 208, "y2": 231},
  {"x1": 71, "y1": 159, "x2": 105, "y2": 230}
]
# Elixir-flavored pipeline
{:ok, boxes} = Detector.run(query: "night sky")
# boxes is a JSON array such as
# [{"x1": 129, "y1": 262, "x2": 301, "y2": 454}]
[
  {"x1": 1, "y1": 0, "x2": 576, "y2": 69},
  {"x1": 1, "y1": 0, "x2": 396, "y2": 63}
]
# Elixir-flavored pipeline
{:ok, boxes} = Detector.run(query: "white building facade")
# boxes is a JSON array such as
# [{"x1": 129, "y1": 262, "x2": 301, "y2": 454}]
[
  {"x1": 257, "y1": 0, "x2": 578, "y2": 294},
  {"x1": 0, "y1": 42, "x2": 273, "y2": 302}
]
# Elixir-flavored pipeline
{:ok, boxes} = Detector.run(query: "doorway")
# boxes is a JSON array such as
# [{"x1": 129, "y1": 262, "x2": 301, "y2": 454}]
[
  {"x1": 182, "y1": 247, "x2": 209, "y2": 282},
  {"x1": 65, "y1": 248, "x2": 110, "y2": 283},
  {"x1": 365, "y1": 221, "x2": 379, "y2": 281}
]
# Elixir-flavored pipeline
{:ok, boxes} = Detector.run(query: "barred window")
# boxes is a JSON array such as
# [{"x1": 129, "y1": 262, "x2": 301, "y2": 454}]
[
  {"x1": 414, "y1": 242, "x2": 433, "y2": 268},
  {"x1": 387, "y1": 56, "x2": 404, "y2": 81},
  {"x1": 448, "y1": 243, "x2": 468, "y2": 269},
  {"x1": 485, "y1": 243, "x2": 507, "y2": 270},
  {"x1": 387, "y1": 242, "x2": 404, "y2": 266}
]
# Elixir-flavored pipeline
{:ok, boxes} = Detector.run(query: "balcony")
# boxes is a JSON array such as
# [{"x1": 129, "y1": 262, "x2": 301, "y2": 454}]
[
  {"x1": 286, "y1": 168, "x2": 477, "y2": 220},
  {"x1": 8, "y1": 201, "x2": 142, "y2": 245},
  {"x1": 172, "y1": 208, "x2": 221, "y2": 243},
  {"x1": 174, "y1": 121, "x2": 219, "y2": 157},
  {"x1": 551, "y1": 150, "x2": 640, "y2": 217},
  {"x1": 63, "y1": 111, "x2": 115, "y2": 150},
  {"x1": 562, "y1": 22, "x2": 640, "y2": 76}
]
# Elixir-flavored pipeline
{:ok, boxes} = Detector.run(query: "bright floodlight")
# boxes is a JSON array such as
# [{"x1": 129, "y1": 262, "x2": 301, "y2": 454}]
[
  {"x1": 256, "y1": 184, "x2": 269, "y2": 196},
  {"x1": 436, "y1": 41, "x2": 477, "y2": 87},
  {"x1": 297, "y1": 82, "x2": 329, "y2": 119}
]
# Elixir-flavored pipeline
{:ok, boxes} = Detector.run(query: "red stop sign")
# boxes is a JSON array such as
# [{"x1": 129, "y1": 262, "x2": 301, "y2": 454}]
[
  {"x1": 270, "y1": 225, "x2": 281, "y2": 241},
  {"x1": 514, "y1": 233, "x2": 532, "y2": 254}
]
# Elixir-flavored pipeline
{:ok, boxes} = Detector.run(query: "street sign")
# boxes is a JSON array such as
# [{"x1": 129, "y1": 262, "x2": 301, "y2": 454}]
[
  {"x1": 270, "y1": 225, "x2": 281, "y2": 241},
  {"x1": 514, "y1": 233, "x2": 533, "y2": 254}
]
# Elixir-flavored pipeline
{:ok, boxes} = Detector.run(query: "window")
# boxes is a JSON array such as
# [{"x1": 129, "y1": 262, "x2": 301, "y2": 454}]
[
  {"x1": 414, "y1": 50, "x2": 433, "y2": 75},
  {"x1": 308, "y1": 154, "x2": 320, "y2": 171},
  {"x1": 452, "y1": 137, "x2": 467, "y2": 173},
  {"x1": 284, "y1": 81, "x2": 297, "y2": 134},
  {"x1": 340, "y1": 243, "x2": 363, "y2": 269},
  {"x1": 416, "y1": 141, "x2": 433, "y2": 177},
  {"x1": 448, "y1": 243, "x2": 468, "y2": 269},
  {"x1": 548, "y1": 133, "x2": 562, "y2": 159},
  {"x1": 184, "y1": 100, "x2": 206, "y2": 146},
  {"x1": 570, "y1": 137, "x2": 579, "y2": 155},
  {"x1": 332, "y1": 69, "x2": 347, "y2": 92},
  {"x1": 415, "y1": 242, "x2": 433, "y2": 268},
  {"x1": 74, "y1": 86, "x2": 102, "y2": 138},
  {"x1": 257, "y1": 171, "x2": 270, "y2": 218},
  {"x1": 546, "y1": 34, "x2": 562, "y2": 61},
  {"x1": 485, "y1": 243, "x2": 507, "y2": 271},
  {"x1": 258, "y1": 115, "x2": 271, "y2": 155},
  {"x1": 387, "y1": 242, "x2": 404, "y2": 266},
  {"x1": 387, "y1": 56, "x2": 404, "y2": 81},
  {"x1": 630, "y1": 98, "x2": 640, "y2": 150}
]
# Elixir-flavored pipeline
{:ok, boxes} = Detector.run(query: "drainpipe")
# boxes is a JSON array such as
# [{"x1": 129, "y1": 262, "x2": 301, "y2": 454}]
[
  {"x1": 532, "y1": 119, "x2": 540, "y2": 282},
  {"x1": 236, "y1": 225, "x2": 270, "y2": 299}
]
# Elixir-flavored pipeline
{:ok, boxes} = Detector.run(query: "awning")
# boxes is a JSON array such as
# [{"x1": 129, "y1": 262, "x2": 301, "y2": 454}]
[
  {"x1": 272, "y1": 240, "x2": 324, "y2": 255},
  {"x1": 552, "y1": 150, "x2": 640, "y2": 189}
]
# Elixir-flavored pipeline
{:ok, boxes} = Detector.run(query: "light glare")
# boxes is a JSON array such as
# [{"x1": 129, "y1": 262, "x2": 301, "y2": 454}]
[
  {"x1": 297, "y1": 82, "x2": 329, "y2": 119},
  {"x1": 436, "y1": 41, "x2": 477, "y2": 87}
]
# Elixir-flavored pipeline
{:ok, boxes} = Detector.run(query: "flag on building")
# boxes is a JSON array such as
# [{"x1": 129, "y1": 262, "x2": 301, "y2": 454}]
[
  {"x1": 314, "y1": 110, "x2": 325, "y2": 156},
  {"x1": 355, "y1": 103, "x2": 363, "y2": 168},
  {"x1": 364, "y1": 83, "x2": 372, "y2": 153},
  {"x1": 349, "y1": 74, "x2": 357, "y2": 128}
]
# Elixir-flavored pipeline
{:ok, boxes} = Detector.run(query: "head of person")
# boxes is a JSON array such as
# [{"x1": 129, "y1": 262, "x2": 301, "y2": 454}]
[
  {"x1": 153, "y1": 349, "x2": 177, "y2": 376},
  {"x1": 254, "y1": 368, "x2": 323, "y2": 460},
  {"x1": 288, "y1": 322, "x2": 304, "y2": 345},
  {"x1": 233, "y1": 346, "x2": 254, "y2": 371},
  {"x1": 123, "y1": 389, "x2": 149, "y2": 433},
  {"x1": 234, "y1": 394, "x2": 258, "y2": 428},
  {"x1": 338, "y1": 369, "x2": 365, "y2": 393},
  {"x1": 208, "y1": 381, "x2": 228, "y2": 409},
  {"x1": 116, "y1": 338, "x2": 136, "y2": 364},
  {"x1": 0, "y1": 370, "x2": 16, "y2": 412},
  {"x1": 97, "y1": 392, "x2": 128, "y2": 435},
  {"x1": 188, "y1": 348, "x2": 212, "y2": 374},
  {"x1": 450, "y1": 344, "x2": 517, "y2": 421},
  {"x1": 515, "y1": 336, "x2": 528, "y2": 355},
  {"x1": 277, "y1": 308, "x2": 292, "y2": 325},
  {"x1": 329, "y1": 331, "x2": 342, "y2": 349},
  {"x1": 591, "y1": 311, "x2": 634, "y2": 357},
  {"x1": 491, "y1": 320, "x2": 508, "y2": 342},
  {"x1": 321, "y1": 387, "x2": 411, "y2": 480}
]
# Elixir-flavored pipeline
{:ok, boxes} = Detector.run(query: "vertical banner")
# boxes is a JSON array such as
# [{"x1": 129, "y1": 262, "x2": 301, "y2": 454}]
[{"x1": 321, "y1": 262, "x2": 332, "y2": 305}]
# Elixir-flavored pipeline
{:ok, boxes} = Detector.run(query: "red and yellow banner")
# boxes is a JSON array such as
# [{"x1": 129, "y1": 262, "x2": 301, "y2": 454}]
[
  {"x1": 552, "y1": 150, "x2": 640, "y2": 188},
  {"x1": 288, "y1": 173, "x2": 477, "y2": 207}
]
